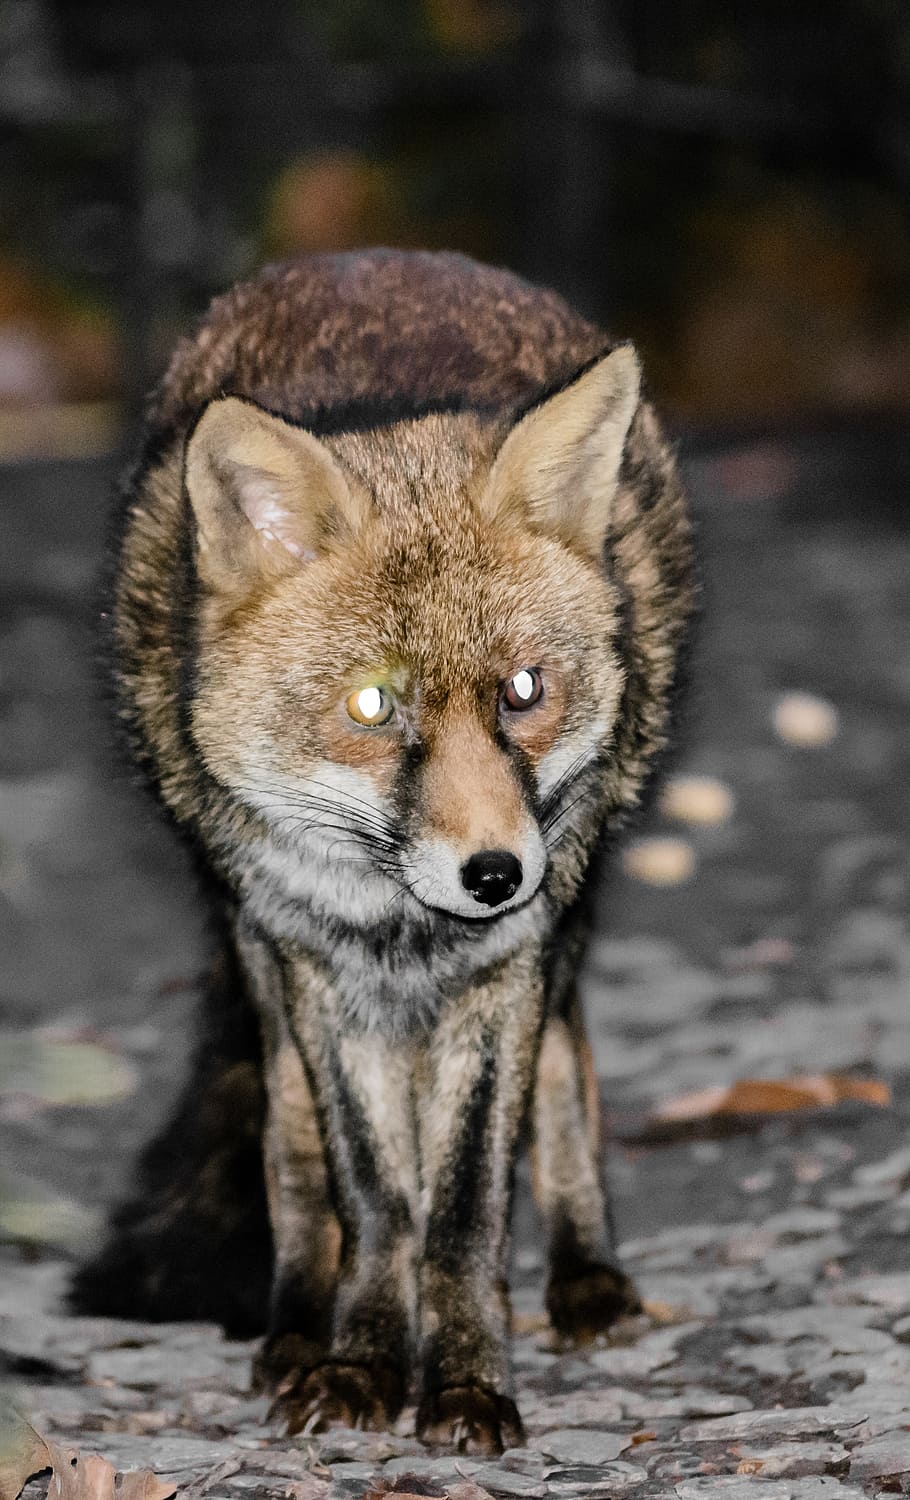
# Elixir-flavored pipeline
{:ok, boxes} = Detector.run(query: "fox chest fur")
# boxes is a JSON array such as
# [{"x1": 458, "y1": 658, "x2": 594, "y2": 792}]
[{"x1": 85, "y1": 249, "x2": 695, "y2": 1454}]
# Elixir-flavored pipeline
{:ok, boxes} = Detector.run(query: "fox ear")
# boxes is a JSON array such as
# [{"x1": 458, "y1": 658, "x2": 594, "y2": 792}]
[
  {"x1": 184, "y1": 397, "x2": 367, "y2": 599},
  {"x1": 482, "y1": 346, "x2": 640, "y2": 562}
]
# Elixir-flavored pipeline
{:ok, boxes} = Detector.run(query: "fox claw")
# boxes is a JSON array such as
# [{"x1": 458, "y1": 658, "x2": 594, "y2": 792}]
[
  {"x1": 271, "y1": 1360, "x2": 404, "y2": 1436},
  {"x1": 416, "y1": 1384, "x2": 525, "y2": 1455}
]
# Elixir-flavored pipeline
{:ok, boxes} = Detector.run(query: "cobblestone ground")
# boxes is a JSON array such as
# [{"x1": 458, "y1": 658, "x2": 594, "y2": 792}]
[{"x1": 3, "y1": 428, "x2": 910, "y2": 1498}]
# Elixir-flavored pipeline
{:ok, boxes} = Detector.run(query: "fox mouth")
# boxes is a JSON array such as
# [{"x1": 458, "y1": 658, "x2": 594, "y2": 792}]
[{"x1": 402, "y1": 875, "x2": 546, "y2": 924}]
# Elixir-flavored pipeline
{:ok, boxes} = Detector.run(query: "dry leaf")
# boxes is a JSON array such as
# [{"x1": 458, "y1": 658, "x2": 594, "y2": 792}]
[
  {"x1": 288, "y1": 1486, "x2": 330, "y2": 1500},
  {"x1": 0, "y1": 1405, "x2": 176, "y2": 1500},
  {"x1": 0, "y1": 1032, "x2": 138, "y2": 1108},
  {"x1": 44, "y1": 1441, "x2": 176, "y2": 1500},
  {"x1": 622, "y1": 837, "x2": 696, "y2": 886},
  {"x1": 629, "y1": 1430, "x2": 657, "y2": 1445},
  {"x1": 511, "y1": 1310, "x2": 548, "y2": 1335},
  {"x1": 655, "y1": 1074, "x2": 891, "y2": 1123},
  {"x1": 0, "y1": 1402, "x2": 51, "y2": 1500},
  {"x1": 363, "y1": 1478, "x2": 449, "y2": 1499},
  {"x1": 640, "y1": 1299, "x2": 689, "y2": 1325},
  {"x1": 281, "y1": 1480, "x2": 330, "y2": 1500},
  {"x1": 660, "y1": 775, "x2": 734, "y2": 825},
  {"x1": 117, "y1": 1473, "x2": 178, "y2": 1500},
  {"x1": 772, "y1": 692, "x2": 839, "y2": 747}
]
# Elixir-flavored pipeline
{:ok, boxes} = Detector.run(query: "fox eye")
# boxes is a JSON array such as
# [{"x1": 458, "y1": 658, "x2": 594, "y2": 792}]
[
  {"x1": 502, "y1": 668, "x2": 543, "y2": 712},
  {"x1": 345, "y1": 685, "x2": 395, "y2": 727}
]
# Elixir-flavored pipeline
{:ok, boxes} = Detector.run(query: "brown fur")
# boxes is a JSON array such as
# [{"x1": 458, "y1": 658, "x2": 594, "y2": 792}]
[{"x1": 76, "y1": 250, "x2": 695, "y2": 1454}]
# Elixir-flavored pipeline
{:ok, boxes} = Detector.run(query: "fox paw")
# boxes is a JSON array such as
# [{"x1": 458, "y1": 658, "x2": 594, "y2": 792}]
[
  {"x1": 252, "y1": 1332, "x2": 326, "y2": 1393},
  {"x1": 546, "y1": 1262, "x2": 642, "y2": 1342},
  {"x1": 416, "y1": 1384, "x2": 525, "y2": 1455},
  {"x1": 271, "y1": 1360, "x2": 405, "y2": 1435}
]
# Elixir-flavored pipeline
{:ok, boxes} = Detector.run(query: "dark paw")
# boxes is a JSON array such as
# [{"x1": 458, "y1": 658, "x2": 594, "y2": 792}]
[
  {"x1": 416, "y1": 1385, "x2": 525, "y2": 1456},
  {"x1": 252, "y1": 1332, "x2": 326, "y2": 1393},
  {"x1": 271, "y1": 1360, "x2": 405, "y2": 1436},
  {"x1": 546, "y1": 1262, "x2": 642, "y2": 1341}
]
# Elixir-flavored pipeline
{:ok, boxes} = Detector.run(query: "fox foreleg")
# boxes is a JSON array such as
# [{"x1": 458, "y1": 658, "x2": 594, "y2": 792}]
[
  {"x1": 270, "y1": 954, "x2": 421, "y2": 1435},
  {"x1": 414, "y1": 952, "x2": 545, "y2": 1455},
  {"x1": 236, "y1": 928, "x2": 341, "y2": 1394},
  {"x1": 532, "y1": 991, "x2": 640, "y2": 1339}
]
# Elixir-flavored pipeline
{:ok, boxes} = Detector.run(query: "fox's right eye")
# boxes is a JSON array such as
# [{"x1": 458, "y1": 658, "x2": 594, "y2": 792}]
[{"x1": 345, "y1": 685, "x2": 395, "y2": 727}]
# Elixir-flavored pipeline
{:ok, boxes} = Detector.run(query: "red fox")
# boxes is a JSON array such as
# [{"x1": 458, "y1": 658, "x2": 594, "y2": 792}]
[{"x1": 73, "y1": 250, "x2": 695, "y2": 1454}]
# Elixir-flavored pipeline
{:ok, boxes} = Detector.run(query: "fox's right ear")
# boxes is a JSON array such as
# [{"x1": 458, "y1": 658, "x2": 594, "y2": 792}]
[
  {"x1": 481, "y1": 345, "x2": 640, "y2": 563},
  {"x1": 184, "y1": 397, "x2": 368, "y2": 602}
]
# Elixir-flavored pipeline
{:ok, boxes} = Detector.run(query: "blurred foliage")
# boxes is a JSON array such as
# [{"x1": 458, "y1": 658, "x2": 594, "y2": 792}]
[
  {"x1": 0, "y1": 0, "x2": 908, "y2": 427},
  {"x1": 301, "y1": 0, "x2": 521, "y2": 59}
]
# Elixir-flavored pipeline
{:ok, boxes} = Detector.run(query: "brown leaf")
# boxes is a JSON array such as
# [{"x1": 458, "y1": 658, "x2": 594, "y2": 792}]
[
  {"x1": 282, "y1": 1481, "x2": 330, "y2": 1500},
  {"x1": 655, "y1": 1073, "x2": 891, "y2": 1123},
  {"x1": 42, "y1": 1439, "x2": 177, "y2": 1500},
  {"x1": 363, "y1": 1479, "x2": 447, "y2": 1500},
  {"x1": 117, "y1": 1470, "x2": 180, "y2": 1500},
  {"x1": 0, "y1": 1407, "x2": 176, "y2": 1500},
  {"x1": 510, "y1": 1310, "x2": 548, "y2": 1335},
  {"x1": 640, "y1": 1299, "x2": 689, "y2": 1325},
  {"x1": 622, "y1": 837, "x2": 696, "y2": 886},
  {"x1": 0, "y1": 1402, "x2": 51, "y2": 1500}
]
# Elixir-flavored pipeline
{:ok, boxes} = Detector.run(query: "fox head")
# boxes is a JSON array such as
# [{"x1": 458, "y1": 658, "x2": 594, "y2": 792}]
[{"x1": 183, "y1": 348, "x2": 639, "y2": 922}]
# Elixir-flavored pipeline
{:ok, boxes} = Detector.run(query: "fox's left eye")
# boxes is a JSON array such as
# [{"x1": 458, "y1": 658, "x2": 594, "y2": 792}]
[
  {"x1": 501, "y1": 668, "x2": 543, "y2": 712},
  {"x1": 346, "y1": 685, "x2": 395, "y2": 727}
]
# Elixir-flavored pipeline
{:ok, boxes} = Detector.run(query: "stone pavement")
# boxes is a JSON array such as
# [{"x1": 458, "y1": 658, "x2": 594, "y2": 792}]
[{"x1": 2, "y1": 427, "x2": 910, "y2": 1497}]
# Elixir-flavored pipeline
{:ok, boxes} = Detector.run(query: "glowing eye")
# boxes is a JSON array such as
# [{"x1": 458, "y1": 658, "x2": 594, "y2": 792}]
[
  {"x1": 502, "y1": 668, "x2": 543, "y2": 712},
  {"x1": 346, "y1": 685, "x2": 395, "y2": 727}
]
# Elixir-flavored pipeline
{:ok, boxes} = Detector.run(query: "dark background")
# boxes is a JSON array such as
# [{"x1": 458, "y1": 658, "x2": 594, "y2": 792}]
[{"x1": 0, "y1": 0, "x2": 909, "y2": 441}]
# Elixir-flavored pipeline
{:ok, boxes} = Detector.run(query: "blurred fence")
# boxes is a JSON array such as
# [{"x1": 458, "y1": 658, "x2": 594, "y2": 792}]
[{"x1": 0, "y1": 0, "x2": 908, "y2": 431}]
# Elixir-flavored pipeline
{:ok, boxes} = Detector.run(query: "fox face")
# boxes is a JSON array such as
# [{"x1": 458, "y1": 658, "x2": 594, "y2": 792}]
[{"x1": 185, "y1": 348, "x2": 637, "y2": 924}]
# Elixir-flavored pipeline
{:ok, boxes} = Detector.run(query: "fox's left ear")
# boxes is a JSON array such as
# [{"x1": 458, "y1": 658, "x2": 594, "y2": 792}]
[
  {"x1": 482, "y1": 345, "x2": 640, "y2": 562},
  {"x1": 184, "y1": 397, "x2": 368, "y2": 604}
]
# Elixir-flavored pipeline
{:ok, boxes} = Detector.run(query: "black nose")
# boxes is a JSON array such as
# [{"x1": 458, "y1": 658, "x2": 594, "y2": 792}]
[{"x1": 461, "y1": 849, "x2": 523, "y2": 907}]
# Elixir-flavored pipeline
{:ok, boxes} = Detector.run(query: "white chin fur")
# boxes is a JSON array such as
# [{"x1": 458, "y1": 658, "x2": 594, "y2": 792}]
[{"x1": 405, "y1": 830, "x2": 547, "y2": 920}]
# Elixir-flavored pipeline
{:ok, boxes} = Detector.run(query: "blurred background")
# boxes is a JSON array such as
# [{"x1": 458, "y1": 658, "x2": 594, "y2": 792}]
[
  {"x1": 2, "y1": 0, "x2": 910, "y2": 1267},
  {"x1": 0, "y1": 0, "x2": 909, "y2": 454}
]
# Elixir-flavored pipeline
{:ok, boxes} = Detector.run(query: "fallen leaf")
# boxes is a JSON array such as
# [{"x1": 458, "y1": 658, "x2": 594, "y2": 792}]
[
  {"x1": 0, "y1": 1402, "x2": 50, "y2": 1500},
  {"x1": 283, "y1": 1482, "x2": 331, "y2": 1500},
  {"x1": 772, "y1": 692, "x2": 839, "y2": 747},
  {"x1": 641, "y1": 1299, "x2": 691, "y2": 1325},
  {"x1": 629, "y1": 1430, "x2": 657, "y2": 1445},
  {"x1": 0, "y1": 1168, "x2": 100, "y2": 1251},
  {"x1": 655, "y1": 1074, "x2": 891, "y2": 1123},
  {"x1": 623, "y1": 837, "x2": 696, "y2": 886},
  {"x1": 0, "y1": 1405, "x2": 176, "y2": 1500},
  {"x1": 0, "y1": 1032, "x2": 138, "y2": 1108},
  {"x1": 511, "y1": 1310, "x2": 548, "y2": 1335},
  {"x1": 660, "y1": 775, "x2": 734, "y2": 825},
  {"x1": 363, "y1": 1478, "x2": 448, "y2": 1499}
]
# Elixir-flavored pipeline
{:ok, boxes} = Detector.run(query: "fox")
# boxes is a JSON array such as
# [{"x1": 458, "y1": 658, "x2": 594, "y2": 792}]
[{"x1": 72, "y1": 249, "x2": 695, "y2": 1454}]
